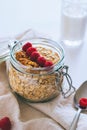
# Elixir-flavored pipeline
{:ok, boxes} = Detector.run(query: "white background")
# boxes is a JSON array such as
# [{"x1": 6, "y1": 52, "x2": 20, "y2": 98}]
[{"x1": 0, "y1": 0, "x2": 61, "y2": 40}]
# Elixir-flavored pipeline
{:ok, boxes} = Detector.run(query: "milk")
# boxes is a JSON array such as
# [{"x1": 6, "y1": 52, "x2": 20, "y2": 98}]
[{"x1": 61, "y1": 4, "x2": 87, "y2": 46}]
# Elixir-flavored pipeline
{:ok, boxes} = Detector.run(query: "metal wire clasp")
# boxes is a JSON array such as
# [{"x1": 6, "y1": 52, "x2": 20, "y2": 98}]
[{"x1": 56, "y1": 65, "x2": 75, "y2": 98}]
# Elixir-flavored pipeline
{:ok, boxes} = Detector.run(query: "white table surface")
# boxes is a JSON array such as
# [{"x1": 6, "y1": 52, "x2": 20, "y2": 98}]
[{"x1": 0, "y1": 0, "x2": 87, "y2": 89}]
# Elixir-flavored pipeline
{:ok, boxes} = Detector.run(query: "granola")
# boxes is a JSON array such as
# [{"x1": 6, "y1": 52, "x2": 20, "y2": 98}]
[
  {"x1": 15, "y1": 46, "x2": 60, "y2": 67},
  {"x1": 8, "y1": 44, "x2": 63, "y2": 102}
]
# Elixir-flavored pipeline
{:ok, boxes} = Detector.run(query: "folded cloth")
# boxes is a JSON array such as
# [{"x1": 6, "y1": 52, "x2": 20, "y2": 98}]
[{"x1": 0, "y1": 29, "x2": 87, "y2": 130}]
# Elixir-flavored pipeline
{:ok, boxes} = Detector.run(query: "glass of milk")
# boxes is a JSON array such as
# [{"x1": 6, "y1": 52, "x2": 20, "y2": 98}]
[{"x1": 61, "y1": 0, "x2": 87, "y2": 46}]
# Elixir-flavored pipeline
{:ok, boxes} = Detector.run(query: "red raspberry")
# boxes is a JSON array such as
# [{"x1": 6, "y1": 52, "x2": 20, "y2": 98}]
[
  {"x1": 79, "y1": 98, "x2": 87, "y2": 107},
  {"x1": 26, "y1": 47, "x2": 37, "y2": 56},
  {"x1": 44, "y1": 61, "x2": 53, "y2": 67},
  {"x1": 37, "y1": 56, "x2": 46, "y2": 67},
  {"x1": 0, "y1": 117, "x2": 11, "y2": 130},
  {"x1": 30, "y1": 51, "x2": 40, "y2": 61},
  {"x1": 22, "y1": 42, "x2": 32, "y2": 51}
]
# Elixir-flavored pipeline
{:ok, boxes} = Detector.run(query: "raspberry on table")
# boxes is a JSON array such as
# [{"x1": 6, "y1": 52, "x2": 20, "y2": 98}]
[
  {"x1": 44, "y1": 61, "x2": 53, "y2": 67},
  {"x1": 30, "y1": 51, "x2": 40, "y2": 61},
  {"x1": 0, "y1": 117, "x2": 11, "y2": 130},
  {"x1": 37, "y1": 56, "x2": 46, "y2": 67},
  {"x1": 26, "y1": 47, "x2": 37, "y2": 56},
  {"x1": 22, "y1": 42, "x2": 32, "y2": 52}
]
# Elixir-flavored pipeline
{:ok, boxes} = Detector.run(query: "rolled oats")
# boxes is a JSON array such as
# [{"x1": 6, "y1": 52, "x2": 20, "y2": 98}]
[{"x1": 8, "y1": 45, "x2": 63, "y2": 102}]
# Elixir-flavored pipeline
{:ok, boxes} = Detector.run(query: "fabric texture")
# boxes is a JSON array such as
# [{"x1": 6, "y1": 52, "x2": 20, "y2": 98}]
[{"x1": 0, "y1": 29, "x2": 87, "y2": 130}]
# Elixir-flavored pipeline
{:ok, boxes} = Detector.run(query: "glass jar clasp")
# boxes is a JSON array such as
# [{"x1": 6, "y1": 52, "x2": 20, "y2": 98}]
[
  {"x1": 8, "y1": 40, "x2": 18, "y2": 50},
  {"x1": 56, "y1": 65, "x2": 75, "y2": 98}
]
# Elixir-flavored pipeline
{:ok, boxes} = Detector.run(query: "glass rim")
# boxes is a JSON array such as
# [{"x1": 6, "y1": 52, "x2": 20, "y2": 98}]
[
  {"x1": 63, "y1": 0, "x2": 87, "y2": 4},
  {"x1": 10, "y1": 38, "x2": 65, "y2": 75}
]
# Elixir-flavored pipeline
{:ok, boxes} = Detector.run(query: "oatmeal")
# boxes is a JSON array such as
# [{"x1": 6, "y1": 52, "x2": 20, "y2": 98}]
[
  {"x1": 15, "y1": 46, "x2": 60, "y2": 67},
  {"x1": 8, "y1": 40, "x2": 64, "y2": 102}
]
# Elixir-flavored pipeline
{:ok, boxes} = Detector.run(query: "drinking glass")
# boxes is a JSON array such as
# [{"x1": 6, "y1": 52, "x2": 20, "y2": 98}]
[{"x1": 61, "y1": 0, "x2": 87, "y2": 46}]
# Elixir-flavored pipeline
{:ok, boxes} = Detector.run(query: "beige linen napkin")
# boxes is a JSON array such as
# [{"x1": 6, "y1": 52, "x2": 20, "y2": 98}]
[{"x1": 0, "y1": 29, "x2": 87, "y2": 130}]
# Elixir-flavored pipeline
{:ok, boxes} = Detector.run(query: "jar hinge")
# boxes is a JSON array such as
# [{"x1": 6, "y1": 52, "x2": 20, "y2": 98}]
[
  {"x1": 62, "y1": 65, "x2": 75, "y2": 98},
  {"x1": 55, "y1": 65, "x2": 75, "y2": 98}
]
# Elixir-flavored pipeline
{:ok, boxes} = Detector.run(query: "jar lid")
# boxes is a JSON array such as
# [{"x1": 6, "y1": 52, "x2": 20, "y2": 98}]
[{"x1": 0, "y1": 39, "x2": 17, "y2": 63}]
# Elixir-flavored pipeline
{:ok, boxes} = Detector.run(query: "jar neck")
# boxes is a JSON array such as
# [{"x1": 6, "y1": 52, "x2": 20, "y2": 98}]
[
  {"x1": 10, "y1": 56, "x2": 64, "y2": 75},
  {"x1": 10, "y1": 38, "x2": 65, "y2": 75}
]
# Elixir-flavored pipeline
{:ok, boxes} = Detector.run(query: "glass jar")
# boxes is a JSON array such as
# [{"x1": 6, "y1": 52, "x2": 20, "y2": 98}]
[{"x1": 0, "y1": 38, "x2": 75, "y2": 102}]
